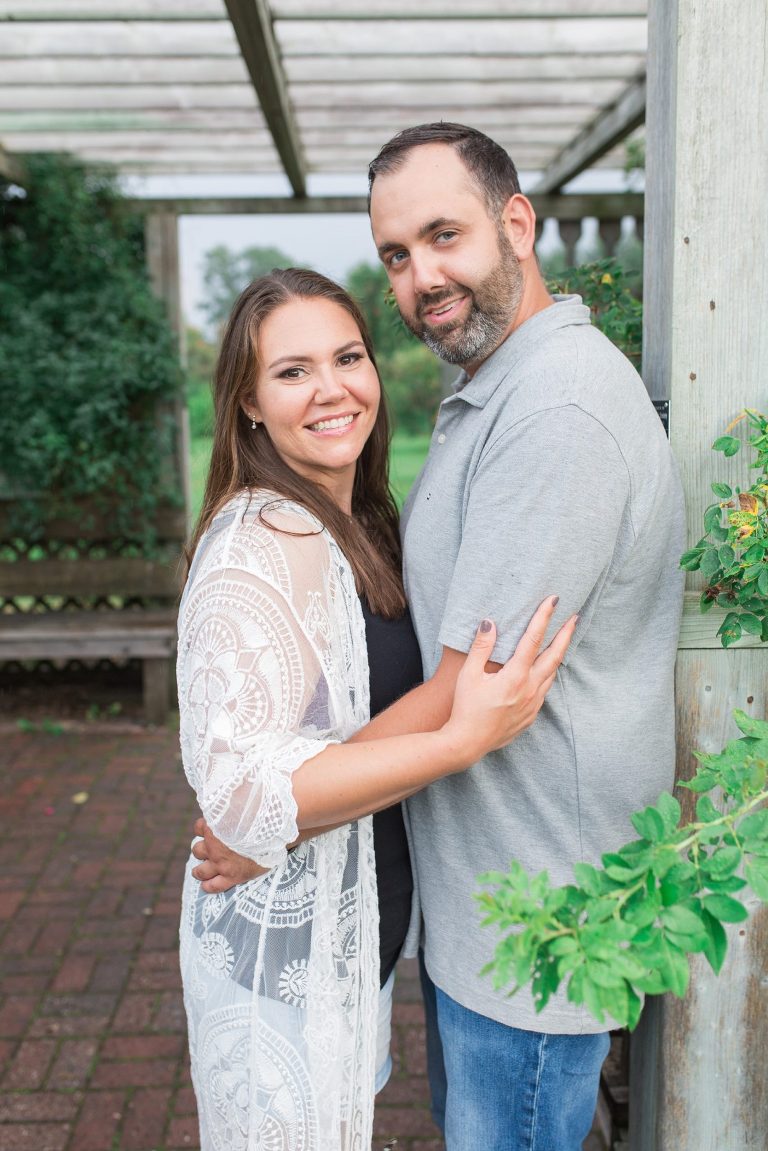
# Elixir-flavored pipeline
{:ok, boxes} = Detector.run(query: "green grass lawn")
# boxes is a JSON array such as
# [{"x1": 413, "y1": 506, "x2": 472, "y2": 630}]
[{"x1": 188, "y1": 430, "x2": 431, "y2": 522}]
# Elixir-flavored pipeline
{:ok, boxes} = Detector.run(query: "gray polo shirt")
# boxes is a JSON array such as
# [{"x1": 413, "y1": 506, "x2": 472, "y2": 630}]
[{"x1": 401, "y1": 295, "x2": 685, "y2": 1034}]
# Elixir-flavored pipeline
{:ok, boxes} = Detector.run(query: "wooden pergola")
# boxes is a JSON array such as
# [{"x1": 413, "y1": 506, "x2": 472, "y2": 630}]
[{"x1": 1, "y1": 2, "x2": 765, "y2": 1148}]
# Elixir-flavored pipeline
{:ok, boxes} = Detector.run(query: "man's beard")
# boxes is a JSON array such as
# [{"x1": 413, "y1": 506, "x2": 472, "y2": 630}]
[{"x1": 401, "y1": 234, "x2": 524, "y2": 367}]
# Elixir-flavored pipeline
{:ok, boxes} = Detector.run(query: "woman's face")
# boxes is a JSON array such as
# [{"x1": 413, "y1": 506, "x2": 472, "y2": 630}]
[{"x1": 249, "y1": 296, "x2": 381, "y2": 511}]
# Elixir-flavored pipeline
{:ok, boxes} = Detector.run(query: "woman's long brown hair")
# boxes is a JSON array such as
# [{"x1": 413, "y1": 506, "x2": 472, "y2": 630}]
[{"x1": 186, "y1": 267, "x2": 406, "y2": 617}]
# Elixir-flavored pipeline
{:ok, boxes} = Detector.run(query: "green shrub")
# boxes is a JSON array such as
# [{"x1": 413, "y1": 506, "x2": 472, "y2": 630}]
[
  {"x1": 382, "y1": 344, "x2": 443, "y2": 436},
  {"x1": 0, "y1": 154, "x2": 183, "y2": 543},
  {"x1": 549, "y1": 257, "x2": 643, "y2": 369}
]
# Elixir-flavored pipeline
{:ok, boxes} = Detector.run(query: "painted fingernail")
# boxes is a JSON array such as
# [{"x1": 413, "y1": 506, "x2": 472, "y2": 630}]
[
  {"x1": 551, "y1": 596, "x2": 560, "y2": 607},
  {"x1": 480, "y1": 619, "x2": 493, "y2": 632}
]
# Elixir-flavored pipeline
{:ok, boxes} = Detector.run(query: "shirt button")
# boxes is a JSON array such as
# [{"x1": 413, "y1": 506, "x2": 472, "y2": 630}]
[{"x1": 437, "y1": 433, "x2": 446, "y2": 444}]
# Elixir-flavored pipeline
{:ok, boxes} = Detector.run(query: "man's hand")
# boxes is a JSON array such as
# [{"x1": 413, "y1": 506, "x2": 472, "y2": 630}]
[{"x1": 191, "y1": 818, "x2": 268, "y2": 893}]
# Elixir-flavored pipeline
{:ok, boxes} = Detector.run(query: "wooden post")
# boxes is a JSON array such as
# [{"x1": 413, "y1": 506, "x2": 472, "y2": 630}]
[
  {"x1": 630, "y1": 2, "x2": 768, "y2": 1148},
  {"x1": 145, "y1": 209, "x2": 191, "y2": 527}
]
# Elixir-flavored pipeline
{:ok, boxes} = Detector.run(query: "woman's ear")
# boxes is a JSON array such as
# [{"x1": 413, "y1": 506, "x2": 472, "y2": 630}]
[
  {"x1": 500, "y1": 193, "x2": 538, "y2": 261},
  {"x1": 240, "y1": 399, "x2": 261, "y2": 428}
]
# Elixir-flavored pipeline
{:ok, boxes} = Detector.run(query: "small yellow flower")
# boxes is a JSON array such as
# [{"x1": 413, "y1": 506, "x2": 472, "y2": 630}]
[{"x1": 601, "y1": 273, "x2": 613, "y2": 285}]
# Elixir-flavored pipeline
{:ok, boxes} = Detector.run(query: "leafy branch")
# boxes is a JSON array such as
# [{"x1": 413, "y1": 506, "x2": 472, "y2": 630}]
[
  {"x1": 680, "y1": 409, "x2": 768, "y2": 646},
  {"x1": 477, "y1": 711, "x2": 768, "y2": 1030}
]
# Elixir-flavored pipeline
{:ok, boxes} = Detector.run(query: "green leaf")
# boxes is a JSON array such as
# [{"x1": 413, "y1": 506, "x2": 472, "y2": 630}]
[
  {"x1": 718, "y1": 545, "x2": 736, "y2": 568},
  {"x1": 700, "y1": 908, "x2": 728, "y2": 974},
  {"x1": 704, "y1": 506, "x2": 725, "y2": 534},
  {"x1": 680, "y1": 548, "x2": 704, "y2": 571},
  {"x1": 738, "y1": 809, "x2": 768, "y2": 841},
  {"x1": 596, "y1": 981, "x2": 633, "y2": 1029},
  {"x1": 758, "y1": 567, "x2": 768, "y2": 597},
  {"x1": 745, "y1": 861, "x2": 768, "y2": 901},
  {"x1": 700, "y1": 548, "x2": 722, "y2": 578},
  {"x1": 572, "y1": 862, "x2": 604, "y2": 896},
  {"x1": 703, "y1": 875, "x2": 747, "y2": 894},
  {"x1": 625, "y1": 985, "x2": 644, "y2": 1031},
  {"x1": 705, "y1": 845, "x2": 742, "y2": 879},
  {"x1": 711, "y1": 482, "x2": 733, "y2": 499},
  {"x1": 631, "y1": 806, "x2": 666, "y2": 844},
  {"x1": 712, "y1": 435, "x2": 741, "y2": 457},
  {"x1": 683, "y1": 771, "x2": 718, "y2": 793},
  {"x1": 660, "y1": 904, "x2": 708, "y2": 939},
  {"x1": 733, "y1": 711, "x2": 768, "y2": 739},
  {"x1": 740, "y1": 613, "x2": 764, "y2": 636},
  {"x1": 701, "y1": 893, "x2": 749, "y2": 923},
  {"x1": 696, "y1": 794, "x2": 721, "y2": 821},
  {"x1": 662, "y1": 939, "x2": 691, "y2": 998},
  {"x1": 547, "y1": 936, "x2": 579, "y2": 957},
  {"x1": 656, "y1": 791, "x2": 682, "y2": 834},
  {"x1": 717, "y1": 613, "x2": 743, "y2": 648},
  {"x1": 743, "y1": 543, "x2": 767, "y2": 564}
]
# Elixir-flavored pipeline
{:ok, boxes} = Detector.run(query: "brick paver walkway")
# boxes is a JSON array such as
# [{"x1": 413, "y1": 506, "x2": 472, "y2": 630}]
[
  {"x1": 0, "y1": 725, "x2": 606, "y2": 1151},
  {"x1": 0, "y1": 726, "x2": 444, "y2": 1151}
]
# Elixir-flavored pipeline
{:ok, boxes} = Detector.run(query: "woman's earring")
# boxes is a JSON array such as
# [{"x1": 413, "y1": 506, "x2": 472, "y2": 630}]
[{"x1": 251, "y1": 414, "x2": 257, "y2": 430}]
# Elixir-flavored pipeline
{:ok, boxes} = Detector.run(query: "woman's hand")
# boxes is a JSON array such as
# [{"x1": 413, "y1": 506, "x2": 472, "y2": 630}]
[{"x1": 444, "y1": 596, "x2": 576, "y2": 765}]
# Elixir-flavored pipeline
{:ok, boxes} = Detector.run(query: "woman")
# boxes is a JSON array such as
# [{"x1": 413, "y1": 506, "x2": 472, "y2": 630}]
[{"x1": 178, "y1": 268, "x2": 573, "y2": 1151}]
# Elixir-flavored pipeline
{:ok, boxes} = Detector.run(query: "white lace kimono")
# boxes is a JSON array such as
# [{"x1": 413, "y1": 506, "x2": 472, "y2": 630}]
[{"x1": 177, "y1": 492, "x2": 379, "y2": 1151}]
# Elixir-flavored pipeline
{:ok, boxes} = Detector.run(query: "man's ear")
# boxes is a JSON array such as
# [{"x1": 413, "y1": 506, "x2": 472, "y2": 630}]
[{"x1": 501, "y1": 193, "x2": 538, "y2": 261}]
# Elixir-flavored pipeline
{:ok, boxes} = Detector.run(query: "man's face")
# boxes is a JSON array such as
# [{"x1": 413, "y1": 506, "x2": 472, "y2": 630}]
[{"x1": 370, "y1": 143, "x2": 524, "y2": 371}]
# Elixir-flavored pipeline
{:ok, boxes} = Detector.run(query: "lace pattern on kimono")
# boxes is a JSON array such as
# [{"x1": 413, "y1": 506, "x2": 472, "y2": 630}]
[{"x1": 177, "y1": 492, "x2": 378, "y2": 1150}]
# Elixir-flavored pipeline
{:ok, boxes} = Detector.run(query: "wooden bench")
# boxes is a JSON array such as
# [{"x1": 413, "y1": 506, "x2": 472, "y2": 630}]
[{"x1": 0, "y1": 504, "x2": 184, "y2": 725}]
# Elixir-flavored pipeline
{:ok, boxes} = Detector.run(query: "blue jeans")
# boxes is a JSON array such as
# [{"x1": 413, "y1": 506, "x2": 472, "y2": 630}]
[{"x1": 427, "y1": 974, "x2": 609, "y2": 1151}]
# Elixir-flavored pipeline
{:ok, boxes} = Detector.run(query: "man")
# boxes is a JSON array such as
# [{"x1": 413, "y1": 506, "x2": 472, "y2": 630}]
[{"x1": 193, "y1": 123, "x2": 685, "y2": 1150}]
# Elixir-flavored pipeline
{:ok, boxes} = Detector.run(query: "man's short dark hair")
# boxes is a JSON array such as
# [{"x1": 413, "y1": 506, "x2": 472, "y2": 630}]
[{"x1": 368, "y1": 122, "x2": 521, "y2": 220}]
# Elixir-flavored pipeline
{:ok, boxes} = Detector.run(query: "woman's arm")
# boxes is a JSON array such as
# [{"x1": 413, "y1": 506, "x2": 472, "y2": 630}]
[{"x1": 191, "y1": 600, "x2": 574, "y2": 890}]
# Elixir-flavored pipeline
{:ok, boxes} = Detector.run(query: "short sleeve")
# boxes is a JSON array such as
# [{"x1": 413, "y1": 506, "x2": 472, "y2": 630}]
[{"x1": 438, "y1": 405, "x2": 631, "y2": 663}]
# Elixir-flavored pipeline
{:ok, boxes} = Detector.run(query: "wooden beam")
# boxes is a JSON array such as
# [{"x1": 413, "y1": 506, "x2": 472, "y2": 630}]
[
  {"x1": 223, "y1": 0, "x2": 306, "y2": 198},
  {"x1": 0, "y1": 141, "x2": 25, "y2": 182},
  {"x1": 126, "y1": 192, "x2": 644, "y2": 218},
  {"x1": 532, "y1": 72, "x2": 646, "y2": 193},
  {"x1": 1, "y1": 52, "x2": 645, "y2": 86},
  {"x1": 0, "y1": 0, "x2": 223, "y2": 17},
  {"x1": 275, "y1": 18, "x2": 647, "y2": 56},
  {"x1": 271, "y1": 1, "x2": 647, "y2": 14},
  {"x1": 144, "y1": 211, "x2": 190, "y2": 527}
]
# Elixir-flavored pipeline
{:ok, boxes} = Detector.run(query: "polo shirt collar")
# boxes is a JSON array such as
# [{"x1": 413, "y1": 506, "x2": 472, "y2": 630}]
[{"x1": 448, "y1": 294, "x2": 590, "y2": 408}]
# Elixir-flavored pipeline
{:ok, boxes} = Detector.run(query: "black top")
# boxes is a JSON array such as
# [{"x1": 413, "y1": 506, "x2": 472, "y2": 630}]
[{"x1": 362, "y1": 600, "x2": 424, "y2": 987}]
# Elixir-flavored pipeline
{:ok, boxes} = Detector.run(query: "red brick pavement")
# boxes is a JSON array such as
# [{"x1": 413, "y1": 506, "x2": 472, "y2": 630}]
[
  {"x1": 0, "y1": 726, "x2": 446, "y2": 1151},
  {"x1": 0, "y1": 726, "x2": 606, "y2": 1151}
]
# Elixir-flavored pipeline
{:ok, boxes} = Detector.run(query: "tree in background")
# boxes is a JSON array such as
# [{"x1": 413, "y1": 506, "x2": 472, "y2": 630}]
[
  {"x1": 345, "y1": 262, "x2": 410, "y2": 361},
  {"x1": 201, "y1": 244, "x2": 294, "y2": 333},
  {"x1": 185, "y1": 326, "x2": 218, "y2": 439},
  {"x1": 383, "y1": 345, "x2": 443, "y2": 435},
  {"x1": 346, "y1": 261, "x2": 443, "y2": 436},
  {"x1": 0, "y1": 154, "x2": 182, "y2": 540}
]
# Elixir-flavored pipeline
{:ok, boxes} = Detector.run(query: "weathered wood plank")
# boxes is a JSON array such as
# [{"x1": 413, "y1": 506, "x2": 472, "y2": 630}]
[
  {"x1": 631, "y1": 0, "x2": 768, "y2": 1147},
  {"x1": 678, "y1": 592, "x2": 765, "y2": 650},
  {"x1": 0, "y1": 558, "x2": 181, "y2": 599},
  {"x1": 632, "y1": 652, "x2": 768, "y2": 1151},
  {"x1": 532, "y1": 73, "x2": 646, "y2": 193},
  {"x1": 0, "y1": 610, "x2": 177, "y2": 660}
]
